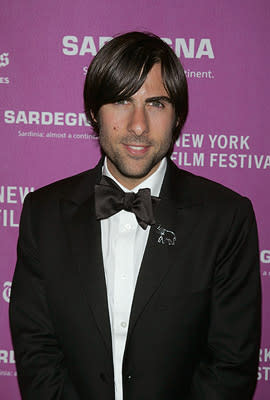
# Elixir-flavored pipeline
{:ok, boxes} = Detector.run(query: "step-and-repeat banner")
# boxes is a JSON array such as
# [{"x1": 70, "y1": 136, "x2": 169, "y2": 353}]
[{"x1": 1, "y1": 0, "x2": 269, "y2": 398}]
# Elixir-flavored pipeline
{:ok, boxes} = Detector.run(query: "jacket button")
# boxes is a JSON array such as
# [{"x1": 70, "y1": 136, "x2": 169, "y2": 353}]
[{"x1": 100, "y1": 372, "x2": 107, "y2": 382}]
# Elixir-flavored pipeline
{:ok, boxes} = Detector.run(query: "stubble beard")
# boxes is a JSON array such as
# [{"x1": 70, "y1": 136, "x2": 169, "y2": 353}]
[{"x1": 99, "y1": 134, "x2": 171, "y2": 181}]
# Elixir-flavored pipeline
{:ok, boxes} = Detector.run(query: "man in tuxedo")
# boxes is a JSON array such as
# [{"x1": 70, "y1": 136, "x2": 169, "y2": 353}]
[{"x1": 10, "y1": 32, "x2": 261, "y2": 400}]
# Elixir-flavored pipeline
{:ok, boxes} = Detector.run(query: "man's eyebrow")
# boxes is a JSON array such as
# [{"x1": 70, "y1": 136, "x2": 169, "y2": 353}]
[{"x1": 145, "y1": 96, "x2": 172, "y2": 103}]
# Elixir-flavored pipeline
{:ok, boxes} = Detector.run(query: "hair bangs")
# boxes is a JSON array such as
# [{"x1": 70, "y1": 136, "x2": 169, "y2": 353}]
[{"x1": 100, "y1": 48, "x2": 154, "y2": 104}]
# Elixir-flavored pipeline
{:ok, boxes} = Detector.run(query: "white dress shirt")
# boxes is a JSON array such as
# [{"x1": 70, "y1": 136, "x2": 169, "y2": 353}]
[{"x1": 101, "y1": 157, "x2": 167, "y2": 400}]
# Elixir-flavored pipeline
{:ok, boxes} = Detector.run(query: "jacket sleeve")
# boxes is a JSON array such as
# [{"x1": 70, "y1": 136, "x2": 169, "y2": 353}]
[
  {"x1": 189, "y1": 197, "x2": 261, "y2": 400},
  {"x1": 9, "y1": 193, "x2": 80, "y2": 400}
]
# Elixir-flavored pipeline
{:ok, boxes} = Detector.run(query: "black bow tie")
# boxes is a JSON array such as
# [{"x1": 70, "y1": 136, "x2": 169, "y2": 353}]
[{"x1": 95, "y1": 175, "x2": 160, "y2": 229}]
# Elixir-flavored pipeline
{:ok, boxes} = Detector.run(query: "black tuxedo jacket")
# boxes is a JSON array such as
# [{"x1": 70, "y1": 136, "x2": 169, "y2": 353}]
[{"x1": 9, "y1": 159, "x2": 261, "y2": 400}]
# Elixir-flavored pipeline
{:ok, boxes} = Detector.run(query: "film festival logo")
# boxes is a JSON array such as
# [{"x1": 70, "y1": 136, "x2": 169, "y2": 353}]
[
  {"x1": 2, "y1": 281, "x2": 11, "y2": 303},
  {"x1": 61, "y1": 36, "x2": 215, "y2": 80},
  {"x1": 0, "y1": 53, "x2": 9, "y2": 68}
]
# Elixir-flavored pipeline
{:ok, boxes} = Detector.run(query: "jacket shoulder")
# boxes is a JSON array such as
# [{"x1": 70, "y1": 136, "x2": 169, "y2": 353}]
[
  {"x1": 170, "y1": 162, "x2": 252, "y2": 210},
  {"x1": 29, "y1": 163, "x2": 100, "y2": 205}
]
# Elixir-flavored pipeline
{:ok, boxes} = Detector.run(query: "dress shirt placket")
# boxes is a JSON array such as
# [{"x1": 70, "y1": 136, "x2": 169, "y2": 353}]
[{"x1": 113, "y1": 211, "x2": 138, "y2": 399}]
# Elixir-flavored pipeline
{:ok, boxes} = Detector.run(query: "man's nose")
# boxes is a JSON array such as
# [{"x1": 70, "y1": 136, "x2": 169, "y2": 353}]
[{"x1": 127, "y1": 105, "x2": 149, "y2": 136}]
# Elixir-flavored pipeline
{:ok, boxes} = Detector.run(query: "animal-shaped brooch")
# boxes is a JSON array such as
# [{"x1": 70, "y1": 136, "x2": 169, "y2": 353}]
[{"x1": 156, "y1": 225, "x2": 176, "y2": 246}]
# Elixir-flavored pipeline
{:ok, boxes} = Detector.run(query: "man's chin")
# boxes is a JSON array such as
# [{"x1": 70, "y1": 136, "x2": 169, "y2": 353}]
[{"x1": 115, "y1": 159, "x2": 161, "y2": 181}]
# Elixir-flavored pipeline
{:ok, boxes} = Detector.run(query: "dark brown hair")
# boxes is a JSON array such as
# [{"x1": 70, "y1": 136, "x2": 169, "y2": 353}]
[{"x1": 84, "y1": 31, "x2": 188, "y2": 145}]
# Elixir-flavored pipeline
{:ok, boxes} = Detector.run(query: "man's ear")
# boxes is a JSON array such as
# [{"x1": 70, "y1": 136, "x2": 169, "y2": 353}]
[
  {"x1": 175, "y1": 116, "x2": 181, "y2": 128},
  {"x1": 90, "y1": 110, "x2": 97, "y2": 122}
]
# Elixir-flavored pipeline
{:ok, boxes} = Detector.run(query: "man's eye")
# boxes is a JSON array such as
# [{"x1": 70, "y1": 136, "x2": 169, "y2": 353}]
[
  {"x1": 114, "y1": 99, "x2": 129, "y2": 105},
  {"x1": 149, "y1": 101, "x2": 164, "y2": 108}
]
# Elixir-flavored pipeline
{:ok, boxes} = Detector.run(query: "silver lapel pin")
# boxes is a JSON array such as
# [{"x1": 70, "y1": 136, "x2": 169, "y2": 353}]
[{"x1": 156, "y1": 225, "x2": 176, "y2": 246}]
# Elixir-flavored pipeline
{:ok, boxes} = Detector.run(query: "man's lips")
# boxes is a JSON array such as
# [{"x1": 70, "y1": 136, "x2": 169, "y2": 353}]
[{"x1": 123, "y1": 144, "x2": 151, "y2": 155}]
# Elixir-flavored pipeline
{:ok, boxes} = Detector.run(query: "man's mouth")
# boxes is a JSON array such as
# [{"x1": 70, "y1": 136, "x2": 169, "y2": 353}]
[
  {"x1": 123, "y1": 144, "x2": 150, "y2": 155},
  {"x1": 129, "y1": 145, "x2": 145, "y2": 150}
]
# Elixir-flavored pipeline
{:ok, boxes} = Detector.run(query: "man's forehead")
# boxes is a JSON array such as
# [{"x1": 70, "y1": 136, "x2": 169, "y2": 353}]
[{"x1": 131, "y1": 63, "x2": 169, "y2": 98}]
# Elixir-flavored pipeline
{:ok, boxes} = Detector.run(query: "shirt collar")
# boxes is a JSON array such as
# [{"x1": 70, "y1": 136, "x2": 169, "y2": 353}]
[{"x1": 102, "y1": 156, "x2": 167, "y2": 196}]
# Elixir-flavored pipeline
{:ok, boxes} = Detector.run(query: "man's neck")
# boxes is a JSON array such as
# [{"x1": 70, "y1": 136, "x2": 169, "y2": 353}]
[{"x1": 103, "y1": 157, "x2": 167, "y2": 196}]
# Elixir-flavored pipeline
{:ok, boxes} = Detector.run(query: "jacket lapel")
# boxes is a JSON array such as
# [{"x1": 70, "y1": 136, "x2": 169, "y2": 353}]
[
  {"x1": 126, "y1": 160, "x2": 203, "y2": 343},
  {"x1": 60, "y1": 162, "x2": 113, "y2": 359}
]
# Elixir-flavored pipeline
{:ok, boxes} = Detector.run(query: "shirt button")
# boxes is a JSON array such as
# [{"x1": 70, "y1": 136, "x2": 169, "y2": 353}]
[
  {"x1": 125, "y1": 223, "x2": 131, "y2": 230},
  {"x1": 120, "y1": 321, "x2": 127, "y2": 328},
  {"x1": 121, "y1": 274, "x2": 127, "y2": 280}
]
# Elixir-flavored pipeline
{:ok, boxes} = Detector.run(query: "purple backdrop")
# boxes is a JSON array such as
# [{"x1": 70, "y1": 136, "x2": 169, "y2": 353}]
[{"x1": 1, "y1": 0, "x2": 269, "y2": 398}]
